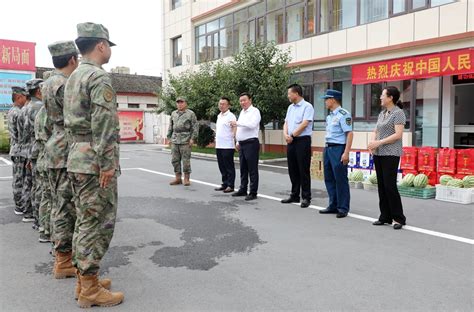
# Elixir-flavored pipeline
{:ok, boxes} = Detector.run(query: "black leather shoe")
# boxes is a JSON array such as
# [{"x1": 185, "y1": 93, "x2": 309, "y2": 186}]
[
  {"x1": 336, "y1": 212, "x2": 348, "y2": 218},
  {"x1": 214, "y1": 186, "x2": 226, "y2": 191},
  {"x1": 300, "y1": 199, "x2": 310, "y2": 208},
  {"x1": 245, "y1": 194, "x2": 257, "y2": 201},
  {"x1": 281, "y1": 197, "x2": 300, "y2": 204},
  {"x1": 232, "y1": 190, "x2": 247, "y2": 197},
  {"x1": 223, "y1": 187, "x2": 234, "y2": 193},
  {"x1": 393, "y1": 223, "x2": 403, "y2": 230},
  {"x1": 373, "y1": 220, "x2": 391, "y2": 226},
  {"x1": 319, "y1": 208, "x2": 338, "y2": 214}
]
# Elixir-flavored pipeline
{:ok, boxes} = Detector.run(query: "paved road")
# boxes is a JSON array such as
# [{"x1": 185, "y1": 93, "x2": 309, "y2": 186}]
[{"x1": 0, "y1": 144, "x2": 472, "y2": 311}]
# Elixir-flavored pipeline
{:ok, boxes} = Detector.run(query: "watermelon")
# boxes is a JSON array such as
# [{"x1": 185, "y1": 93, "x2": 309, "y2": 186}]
[
  {"x1": 368, "y1": 172, "x2": 378, "y2": 184},
  {"x1": 447, "y1": 179, "x2": 464, "y2": 188},
  {"x1": 352, "y1": 170, "x2": 364, "y2": 182},
  {"x1": 348, "y1": 172, "x2": 354, "y2": 182},
  {"x1": 413, "y1": 174, "x2": 428, "y2": 188},
  {"x1": 462, "y1": 175, "x2": 474, "y2": 188},
  {"x1": 439, "y1": 175, "x2": 453, "y2": 186},
  {"x1": 401, "y1": 173, "x2": 416, "y2": 187}
]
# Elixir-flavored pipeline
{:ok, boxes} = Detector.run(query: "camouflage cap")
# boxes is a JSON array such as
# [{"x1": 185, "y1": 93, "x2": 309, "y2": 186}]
[
  {"x1": 42, "y1": 70, "x2": 53, "y2": 80},
  {"x1": 48, "y1": 40, "x2": 79, "y2": 57},
  {"x1": 176, "y1": 97, "x2": 187, "y2": 103},
  {"x1": 76, "y1": 22, "x2": 116, "y2": 46},
  {"x1": 25, "y1": 79, "x2": 44, "y2": 91},
  {"x1": 11, "y1": 86, "x2": 27, "y2": 95}
]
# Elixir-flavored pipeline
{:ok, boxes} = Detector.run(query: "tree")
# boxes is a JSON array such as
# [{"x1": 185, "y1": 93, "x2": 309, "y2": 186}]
[
  {"x1": 158, "y1": 61, "x2": 237, "y2": 122},
  {"x1": 230, "y1": 41, "x2": 296, "y2": 151}
]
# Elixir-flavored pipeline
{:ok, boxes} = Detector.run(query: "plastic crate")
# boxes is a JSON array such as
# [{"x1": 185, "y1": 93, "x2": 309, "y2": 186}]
[
  {"x1": 435, "y1": 185, "x2": 473, "y2": 205},
  {"x1": 363, "y1": 183, "x2": 378, "y2": 191},
  {"x1": 349, "y1": 181, "x2": 363, "y2": 189},
  {"x1": 397, "y1": 185, "x2": 436, "y2": 199}
]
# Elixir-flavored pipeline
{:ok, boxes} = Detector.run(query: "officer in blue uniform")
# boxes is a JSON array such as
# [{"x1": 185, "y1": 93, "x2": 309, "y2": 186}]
[{"x1": 319, "y1": 89, "x2": 353, "y2": 218}]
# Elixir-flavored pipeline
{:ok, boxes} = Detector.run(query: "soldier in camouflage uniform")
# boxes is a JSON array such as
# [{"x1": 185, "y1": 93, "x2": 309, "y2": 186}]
[
  {"x1": 167, "y1": 97, "x2": 198, "y2": 186},
  {"x1": 20, "y1": 79, "x2": 44, "y2": 224},
  {"x1": 7, "y1": 87, "x2": 27, "y2": 215},
  {"x1": 64, "y1": 23, "x2": 123, "y2": 308},
  {"x1": 34, "y1": 101, "x2": 53, "y2": 242}
]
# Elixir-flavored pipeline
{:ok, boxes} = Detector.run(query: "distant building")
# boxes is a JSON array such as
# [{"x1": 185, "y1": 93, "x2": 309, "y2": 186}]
[
  {"x1": 111, "y1": 66, "x2": 131, "y2": 74},
  {"x1": 36, "y1": 67, "x2": 168, "y2": 144}
]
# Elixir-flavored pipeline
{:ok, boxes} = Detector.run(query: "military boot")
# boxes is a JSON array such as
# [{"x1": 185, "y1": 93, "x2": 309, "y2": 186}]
[
  {"x1": 169, "y1": 173, "x2": 182, "y2": 185},
  {"x1": 75, "y1": 271, "x2": 112, "y2": 300},
  {"x1": 53, "y1": 251, "x2": 76, "y2": 279},
  {"x1": 183, "y1": 173, "x2": 191, "y2": 186},
  {"x1": 77, "y1": 274, "x2": 124, "y2": 308}
]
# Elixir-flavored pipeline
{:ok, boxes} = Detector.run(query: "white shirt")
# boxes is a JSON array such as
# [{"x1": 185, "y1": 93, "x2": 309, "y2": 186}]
[
  {"x1": 215, "y1": 110, "x2": 236, "y2": 149},
  {"x1": 236, "y1": 105, "x2": 261, "y2": 142}
]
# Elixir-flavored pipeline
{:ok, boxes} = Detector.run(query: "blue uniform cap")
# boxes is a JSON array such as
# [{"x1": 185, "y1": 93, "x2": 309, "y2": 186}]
[{"x1": 321, "y1": 89, "x2": 342, "y2": 100}]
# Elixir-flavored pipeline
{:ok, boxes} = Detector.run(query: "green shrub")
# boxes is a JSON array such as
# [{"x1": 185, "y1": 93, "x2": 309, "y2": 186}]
[
  {"x1": 0, "y1": 130, "x2": 10, "y2": 154},
  {"x1": 196, "y1": 123, "x2": 215, "y2": 148}
]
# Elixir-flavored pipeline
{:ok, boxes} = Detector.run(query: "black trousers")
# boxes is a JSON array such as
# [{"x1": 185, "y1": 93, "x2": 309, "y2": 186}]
[
  {"x1": 216, "y1": 148, "x2": 235, "y2": 188},
  {"x1": 287, "y1": 136, "x2": 312, "y2": 200},
  {"x1": 238, "y1": 138, "x2": 259, "y2": 195},
  {"x1": 373, "y1": 155, "x2": 406, "y2": 225}
]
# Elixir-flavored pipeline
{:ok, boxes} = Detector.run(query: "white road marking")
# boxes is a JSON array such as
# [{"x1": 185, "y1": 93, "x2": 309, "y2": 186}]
[
  {"x1": 0, "y1": 157, "x2": 12, "y2": 166},
  {"x1": 259, "y1": 163, "x2": 288, "y2": 169},
  {"x1": 119, "y1": 157, "x2": 130, "y2": 160},
  {"x1": 0, "y1": 176, "x2": 13, "y2": 180},
  {"x1": 128, "y1": 167, "x2": 474, "y2": 246}
]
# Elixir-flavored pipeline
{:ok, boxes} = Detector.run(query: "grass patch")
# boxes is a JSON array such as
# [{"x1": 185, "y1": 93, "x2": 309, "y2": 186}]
[{"x1": 188, "y1": 146, "x2": 285, "y2": 160}]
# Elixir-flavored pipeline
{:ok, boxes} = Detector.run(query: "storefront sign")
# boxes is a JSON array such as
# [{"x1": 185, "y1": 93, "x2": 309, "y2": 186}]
[
  {"x1": 0, "y1": 71, "x2": 35, "y2": 111},
  {"x1": 0, "y1": 39, "x2": 36, "y2": 71},
  {"x1": 453, "y1": 72, "x2": 474, "y2": 85},
  {"x1": 352, "y1": 48, "x2": 473, "y2": 84},
  {"x1": 118, "y1": 110, "x2": 144, "y2": 142}
]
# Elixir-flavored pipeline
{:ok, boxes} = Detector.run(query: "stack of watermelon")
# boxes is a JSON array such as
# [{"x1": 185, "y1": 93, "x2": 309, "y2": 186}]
[
  {"x1": 400, "y1": 173, "x2": 430, "y2": 188},
  {"x1": 348, "y1": 170, "x2": 364, "y2": 182},
  {"x1": 367, "y1": 172, "x2": 377, "y2": 185},
  {"x1": 440, "y1": 175, "x2": 474, "y2": 188}
]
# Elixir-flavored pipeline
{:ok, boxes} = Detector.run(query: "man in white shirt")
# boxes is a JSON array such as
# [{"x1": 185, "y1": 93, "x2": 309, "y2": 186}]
[
  {"x1": 214, "y1": 97, "x2": 236, "y2": 193},
  {"x1": 230, "y1": 92, "x2": 261, "y2": 201}
]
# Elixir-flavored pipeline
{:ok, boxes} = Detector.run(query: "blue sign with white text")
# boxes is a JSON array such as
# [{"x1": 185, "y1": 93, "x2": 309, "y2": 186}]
[{"x1": 0, "y1": 71, "x2": 34, "y2": 111}]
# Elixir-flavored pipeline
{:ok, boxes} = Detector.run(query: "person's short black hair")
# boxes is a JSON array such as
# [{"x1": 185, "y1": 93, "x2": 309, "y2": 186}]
[
  {"x1": 220, "y1": 96, "x2": 231, "y2": 105},
  {"x1": 239, "y1": 92, "x2": 252, "y2": 100},
  {"x1": 75, "y1": 37, "x2": 106, "y2": 55},
  {"x1": 288, "y1": 83, "x2": 303, "y2": 96},
  {"x1": 12, "y1": 94, "x2": 16, "y2": 102},
  {"x1": 52, "y1": 53, "x2": 78, "y2": 69}
]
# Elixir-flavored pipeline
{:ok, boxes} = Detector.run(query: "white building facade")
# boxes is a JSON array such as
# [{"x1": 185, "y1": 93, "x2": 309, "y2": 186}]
[{"x1": 162, "y1": 0, "x2": 474, "y2": 152}]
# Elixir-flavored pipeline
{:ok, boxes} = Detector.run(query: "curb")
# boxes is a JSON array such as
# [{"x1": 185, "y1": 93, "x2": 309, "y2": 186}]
[{"x1": 162, "y1": 148, "x2": 286, "y2": 164}]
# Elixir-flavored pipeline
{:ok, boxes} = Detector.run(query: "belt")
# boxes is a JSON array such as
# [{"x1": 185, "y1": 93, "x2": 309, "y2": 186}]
[
  {"x1": 292, "y1": 135, "x2": 311, "y2": 140},
  {"x1": 173, "y1": 129, "x2": 190, "y2": 133},
  {"x1": 72, "y1": 134, "x2": 92, "y2": 143},
  {"x1": 238, "y1": 138, "x2": 258, "y2": 145},
  {"x1": 326, "y1": 143, "x2": 345, "y2": 147}
]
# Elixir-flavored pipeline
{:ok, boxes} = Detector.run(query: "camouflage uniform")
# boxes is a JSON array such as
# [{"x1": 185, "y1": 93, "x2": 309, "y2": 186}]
[
  {"x1": 35, "y1": 105, "x2": 53, "y2": 237},
  {"x1": 18, "y1": 103, "x2": 32, "y2": 215},
  {"x1": 44, "y1": 66, "x2": 77, "y2": 253},
  {"x1": 7, "y1": 89, "x2": 25, "y2": 211},
  {"x1": 64, "y1": 29, "x2": 120, "y2": 275},
  {"x1": 25, "y1": 86, "x2": 44, "y2": 222},
  {"x1": 167, "y1": 109, "x2": 198, "y2": 173}
]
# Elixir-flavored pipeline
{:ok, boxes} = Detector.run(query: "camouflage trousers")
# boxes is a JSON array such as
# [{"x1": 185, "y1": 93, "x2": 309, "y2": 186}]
[
  {"x1": 11, "y1": 156, "x2": 24, "y2": 210},
  {"x1": 38, "y1": 169, "x2": 52, "y2": 236},
  {"x1": 171, "y1": 143, "x2": 192, "y2": 173},
  {"x1": 50, "y1": 168, "x2": 76, "y2": 253},
  {"x1": 21, "y1": 159, "x2": 34, "y2": 216},
  {"x1": 32, "y1": 160, "x2": 42, "y2": 223},
  {"x1": 69, "y1": 173, "x2": 117, "y2": 275}
]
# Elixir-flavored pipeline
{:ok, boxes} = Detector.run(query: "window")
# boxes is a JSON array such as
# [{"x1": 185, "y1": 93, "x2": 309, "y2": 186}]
[
  {"x1": 389, "y1": 80, "x2": 412, "y2": 130},
  {"x1": 369, "y1": 83, "x2": 384, "y2": 118},
  {"x1": 128, "y1": 104, "x2": 139, "y2": 109},
  {"x1": 171, "y1": 0, "x2": 182, "y2": 10},
  {"x1": 267, "y1": 0, "x2": 284, "y2": 11},
  {"x1": 414, "y1": 77, "x2": 440, "y2": 147},
  {"x1": 412, "y1": 0, "x2": 427, "y2": 10},
  {"x1": 196, "y1": 35, "x2": 207, "y2": 63},
  {"x1": 360, "y1": 0, "x2": 388, "y2": 24},
  {"x1": 354, "y1": 85, "x2": 365, "y2": 118},
  {"x1": 233, "y1": 22, "x2": 248, "y2": 53},
  {"x1": 392, "y1": 0, "x2": 407, "y2": 14},
  {"x1": 286, "y1": 4, "x2": 305, "y2": 41},
  {"x1": 320, "y1": 0, "x2": 331, "y2": 33},
  {"x1": 267, "y1": 10, "x2": 285, "y2": 44},
  {"x1": 314, "y1": 82, "x2": 330, "y2": 122},
  {"x1": 147, "y1": 104, "x2": 157, "y2": 109},
  {"x1": 306, "y1": 0, "x2": 316, "y2": 34},
  {"x1": 430, "y1": 0, "x2": 455, "y2": 6},
  {"x1": 220, "y1": 28, "x2": 233, "y2": 58},
  {"x1": 172, "y1": 36, "x2": 182, "y2": 67},
  {"x1": 332, "y1": 0, "x2": 357, "y2": 30}
]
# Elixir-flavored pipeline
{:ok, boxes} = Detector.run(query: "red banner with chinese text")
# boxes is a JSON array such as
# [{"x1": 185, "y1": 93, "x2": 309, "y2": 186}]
[
  {"x1": 0, "y1": 39, "x2": 36, "y2": 71},
  {"x1": 352, "y1": 48, "x2": 474, "y2": 84}
]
